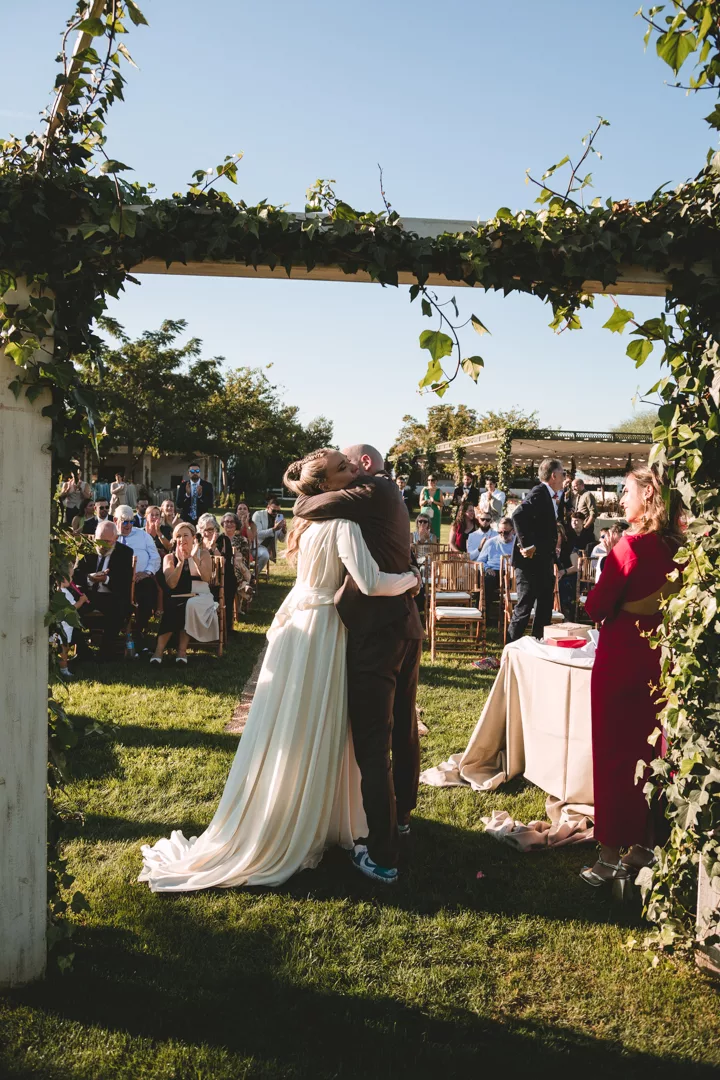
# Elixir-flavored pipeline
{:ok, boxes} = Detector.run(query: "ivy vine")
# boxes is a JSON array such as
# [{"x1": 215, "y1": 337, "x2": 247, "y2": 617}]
[{"x1": 1, "y1": 0, "x2": 719, "y2": 956}]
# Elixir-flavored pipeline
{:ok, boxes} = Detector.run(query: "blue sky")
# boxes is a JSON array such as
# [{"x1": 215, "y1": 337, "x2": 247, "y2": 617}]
[{"x1": 3, "y1": 1, "x2": 715, "y2": 452}]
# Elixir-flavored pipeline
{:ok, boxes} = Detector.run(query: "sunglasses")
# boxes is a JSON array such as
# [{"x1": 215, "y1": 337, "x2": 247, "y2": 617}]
[{"x1": 189, "y1": 470, "x2": 200, "y2": 475}]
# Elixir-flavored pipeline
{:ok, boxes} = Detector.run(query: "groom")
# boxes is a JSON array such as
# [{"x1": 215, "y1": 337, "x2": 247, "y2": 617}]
[{"x1": 294, "y1": 443, "x2": 423, "y2": 885}]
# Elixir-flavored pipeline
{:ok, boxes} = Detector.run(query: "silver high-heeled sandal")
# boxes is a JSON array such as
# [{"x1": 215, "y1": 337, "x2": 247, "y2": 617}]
[{"x1": 580, "y1": 859, "x2": 629, "y2": 888}]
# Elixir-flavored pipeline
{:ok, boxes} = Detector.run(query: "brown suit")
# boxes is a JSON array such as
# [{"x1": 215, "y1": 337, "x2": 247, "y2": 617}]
[{"x1": 294, "y1": 475, "x2": 423, "y2": 868}]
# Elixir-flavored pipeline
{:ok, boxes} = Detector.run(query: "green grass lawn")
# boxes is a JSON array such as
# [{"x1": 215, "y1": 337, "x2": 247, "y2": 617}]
[{"x1": 1, "y1": 559, "x2": 719, "y2": 1079}]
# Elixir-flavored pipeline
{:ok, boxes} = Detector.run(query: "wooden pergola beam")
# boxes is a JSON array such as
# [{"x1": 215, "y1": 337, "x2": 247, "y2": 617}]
[{"x1": 131, "y1": 217, "x2": 673, "y2": 297}]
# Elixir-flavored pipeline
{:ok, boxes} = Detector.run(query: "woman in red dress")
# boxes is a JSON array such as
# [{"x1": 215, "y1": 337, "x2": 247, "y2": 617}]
[{"x1": 581, "y1": 466, "x2": 682, "y2": 887}]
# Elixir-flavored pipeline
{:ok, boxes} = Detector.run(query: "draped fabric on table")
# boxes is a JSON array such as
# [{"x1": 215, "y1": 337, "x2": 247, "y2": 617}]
[{"x1": 420, "y1": 637, "x2": 595, "y2": 849}]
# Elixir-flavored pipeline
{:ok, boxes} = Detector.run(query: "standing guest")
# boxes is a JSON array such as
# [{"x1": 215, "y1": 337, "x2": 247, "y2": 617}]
[
  {"x1": 160, "y1": 499, "x2": 180, "y2": 533},
  {"x1": 236, "y1": 501, "x2": 262, "y2": 571},
  {"x1": 476, "y1": 517, "x2": 515, "y2": 604},
  {"x1": 411, "y1": 514, "x2": 434, "y2": 545},
  {"x1": 109, "y1": 472, "x2": 128, "y2": 515},
  {"x1": 558, "y1": 475, "x2": 573, "y2": 528},
  {"x1": 418, "y1": 474, "x2": 444, "y2": 541},
  {"x1": 580, "y1": 467, "x2": 682, "y2": 887},
  {"x1": 478, "y1": 477, "x2": 505, "y2": 523},
  {"x1": 452, "y1": 471, "x2": 480, "y2": 508},
  {"x1": 467, "y1": 510, "x2": 497, "y2": 561},
  {"x1": 151, "y1": 522, "x2": 215, "y2": 665},
  {"x1": 507, "y1": 457, "x2": 566, "y2": 642},
  {"x1": 176, "y1": 463, "x2": 214, "y2": 525},
  {"x1": 133, "y1": 498, "x2": 149, "y2": 529},
  {"x1": 73, "y1": 520, "x2": 133, "y2": 661},
  {"x1": 113, "y1": 505, "x2": 162, "y2": 652},
  {"x1": 555, "y1": 522, "x2": 579, "y2": 618},
  {"x1": 71, "y1": 500, "x2": 96, "y2": 536},
  {"x1": 221, "y1": 512, "x2": 255, "y2": 609},
  {"x1": 253, "y1": 497, "x2": 287, "y2": 570},
  {"x1": 571, "y1": 478, "x2": 597, "y2": 530},
  {"x1": 449, "y1": 500, "x2": 478, "y2": 553},
  {"x1": 395, "y1": 476, "x2": 414, "y2": 515},
  {"x1": 60, "y1": 469, "x2": 92, "y2": 527},
  {"x1": 145, "y1": 505, "x2": 173, "y2": 556}
]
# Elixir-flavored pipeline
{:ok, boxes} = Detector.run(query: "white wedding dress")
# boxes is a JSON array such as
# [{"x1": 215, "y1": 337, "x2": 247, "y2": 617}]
[{"x1": 139, "y1": 518, "x2": 416, "y2": 891}]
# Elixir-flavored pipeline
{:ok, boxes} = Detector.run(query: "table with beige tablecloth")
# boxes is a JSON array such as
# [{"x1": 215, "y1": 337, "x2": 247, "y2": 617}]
[{"x1": 420, "y1": 637, "x2": 596, "y2": 849}]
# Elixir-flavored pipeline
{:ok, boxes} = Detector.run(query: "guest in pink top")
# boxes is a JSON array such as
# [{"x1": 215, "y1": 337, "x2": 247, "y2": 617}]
[{"x1": 580, "y1": 466, "x2": 682, "y2": 889}]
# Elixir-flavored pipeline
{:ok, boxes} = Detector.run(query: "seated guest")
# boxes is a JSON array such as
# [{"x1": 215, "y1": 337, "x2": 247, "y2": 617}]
[
  {"x1": 449, "y1": 499, "x2": 478, "y2": 553},
  {"x1": 53, "y1": 576, "x2": 89, "y2": 677},
  {"x1": 581, "y1": 466, "x2": 683, "y2": 887},
  {"x1": 160, "y1": 499, "x2": 180, "y2": 533},
  {"x1": 396, "y1": 476, "x2": 414, "y2": 514},
  {"x1": 71, "y1": 500, "x2": 96, "y2": 536},
  {"x1": 569, "y1": 511, "x2": 596, "y2": 555},
  {"x1": 176, "y1": 463, "x2": 214, "y2": 524},
  {"x1": 555, "y1": 522, "x2": 579, "y2": 618},
  {"x1": 452, "y1": 471, "x2": 480, "y2": 508},
  {"x1": 478, "y1": 477, "x2": 505, "y2": 523},
  {"x1": 151, "y1": 522, "x2": 216, "y2": 665},
  {"x1": 591, "y1": 527, "x2": 615, "y2": 580},
  {"x1": 221, "y1": 512, "x2": 255, "y2": 609},
  {"x1": 133, "y1": 497, "x2": 149, "y2": 529},
  {"x1": 73, "y1": 520, "x2": 133, "y2": 661},
  {"x1": 236, "y1": 501, "x2": 261, "y2": 570},
  {"x1": 476, "y1": 517, "x2": 515, "y2": 605},
  {"x1": 198, "y1": 512, "x2": 237, "y2": 634},
  {"x1": 252, "y1": 497, "x2": 287, "y2": 571},
  {"x1": 94, "y1": 497, "x2": 110, "y2": 527},
  {"x1": 411, "y1": 514, "x2": 434, "y2": 546},
  {"x1": 467, "y1": 510, "x2": 497, "y2": 560},
  {"x1": 113, "y1": 505, "x2": 162, "y2": 651},
  {"x1": 145, "y1": 504, "x2": 173, "y2": 556}
]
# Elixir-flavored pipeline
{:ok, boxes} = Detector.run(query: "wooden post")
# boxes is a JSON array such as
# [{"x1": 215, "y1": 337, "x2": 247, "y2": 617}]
[
  {"x1": 696, "y1": 860, "x2": 720, "y2": 976},
  {"x1": 0, "y1": 283, "x2": 53, "y2": 987}
]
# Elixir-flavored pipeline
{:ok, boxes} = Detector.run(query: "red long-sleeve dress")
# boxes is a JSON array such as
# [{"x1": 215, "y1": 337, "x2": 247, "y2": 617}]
[{"x1": 584, "y1": 531, "x2": 678, "y2": 848}]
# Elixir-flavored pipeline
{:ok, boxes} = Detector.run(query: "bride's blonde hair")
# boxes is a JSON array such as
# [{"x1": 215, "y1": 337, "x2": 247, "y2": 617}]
[{"x1": 283, "y1": 448, "x2": 333, "y2": 564}]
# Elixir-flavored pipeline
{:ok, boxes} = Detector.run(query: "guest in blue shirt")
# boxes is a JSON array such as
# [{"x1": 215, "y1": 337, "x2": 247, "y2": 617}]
[
  {"x1": 476, "y1": 517, "x2": 516, "y2": 606},
  {"x1": 113, "y1": 504, "x2": 162, "y2": 652}
]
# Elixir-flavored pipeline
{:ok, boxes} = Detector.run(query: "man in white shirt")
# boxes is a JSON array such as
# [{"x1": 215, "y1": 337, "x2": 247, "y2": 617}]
[
  {"x1": 467, "y1": 510, "x2": 497, "y2": 561},
  {"x1": 478, "y1": 478, "x2": 506, "y2": 523},
  {"x1": 477, "y1": 517, "x2": 516, "y2": 606},
  {"x1": 252, "y1": 497, "x2": 287, "y2": 571},
  {"x1": 113, "y1": 504, "x2": 162, "y2": 650}
]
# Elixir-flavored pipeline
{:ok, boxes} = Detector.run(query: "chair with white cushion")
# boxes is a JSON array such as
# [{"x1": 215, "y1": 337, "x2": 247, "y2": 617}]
[{"x1": 429, "y1": 559, "x2": 486, "y2": 661}]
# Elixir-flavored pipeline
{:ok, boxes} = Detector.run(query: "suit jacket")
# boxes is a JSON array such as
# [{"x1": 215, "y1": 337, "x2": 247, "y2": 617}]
[
  {"x1": 452, "y1": 484, "x2": 480, "y2": 507},
  {"x1": 511, "y1": 484, "x2": 558, "y2": 572},
  {"x1": 574, "y1": 489, "x2": 597, "y2": 527},
  {"x1": 73, "y1": 542, "x2": 134, "y2": 617},
  {"x1": 399, "y1": 487, "x2": 414, "y2": 514},
  {"x1": 294, "y1": 475, "x2": 423, "y2": 639},
  {"x1": 175, "y1": 479, "x2": 215, "y2": 523}
]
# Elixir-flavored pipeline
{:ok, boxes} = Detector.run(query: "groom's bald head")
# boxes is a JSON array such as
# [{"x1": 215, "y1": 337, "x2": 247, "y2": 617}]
[{"x1": 343, "y1": 443, "x2": 385, "y2": 476}]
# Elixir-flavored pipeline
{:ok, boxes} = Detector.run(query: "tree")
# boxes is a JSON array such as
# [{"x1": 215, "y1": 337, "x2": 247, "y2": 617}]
[
  {"x1": 611, "y1": 409, "x2": 658, "y2": 435},
  {"x1": 81, "y1": 319, "x2": 224, "y2": 479}
]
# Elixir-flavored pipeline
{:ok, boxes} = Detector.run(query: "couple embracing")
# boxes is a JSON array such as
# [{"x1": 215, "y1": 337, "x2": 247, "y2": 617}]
[{"x1": 139, "y1": 444, "x2": 423, "y2": 890}]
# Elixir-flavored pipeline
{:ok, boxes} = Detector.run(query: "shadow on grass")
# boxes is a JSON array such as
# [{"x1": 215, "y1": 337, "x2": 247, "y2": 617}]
[{"x1": 8, "y1": 911, "x2": 716, "y2": 1080}]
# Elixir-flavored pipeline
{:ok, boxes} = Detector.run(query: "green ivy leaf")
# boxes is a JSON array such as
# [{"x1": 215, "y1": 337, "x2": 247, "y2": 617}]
[
  {"x1": 125, "y1": 0, "x2": 149, "y2": 26},
  {"x1": 471, "y1": 314, "x2": 490, "y2": 336},
  {"x1": 419, "y1": 329, "x2": 453, "y2": 362},
  {"x1": 704, "y1": 105, "x2": 720, "y2": 130},
  {"x1": 656, "y1": 29, "x2": 697, "y2": 74},
  {"x1": 603, "y1": 306, "x2": 634, "y2": 333},
  {"x1": 99, "y1": 160, "x2": 132, "y2": 174},
  {"x1": 418, "y1": 358, "x2": 444, "y2": 389},
  {"x1": 76, "y1": 17, "x2": 105, "y2": 35},
  {"x1": 461, "y1": 356, "x2": 484, "y2": 383},
  {"x1": 626, "y1": 338, "x2": 654, "y2": 367},
  {"x1": 421, "y1": 298, "x2": 432, "y2": 318}
]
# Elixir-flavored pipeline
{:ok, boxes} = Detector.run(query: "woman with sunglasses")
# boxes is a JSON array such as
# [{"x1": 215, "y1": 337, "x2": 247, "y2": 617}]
[{"x1": 418, "y1": 474, "x2": 444, "y2": 541}]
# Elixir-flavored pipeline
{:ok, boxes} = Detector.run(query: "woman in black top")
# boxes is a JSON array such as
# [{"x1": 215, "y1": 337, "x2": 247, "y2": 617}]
[
  {"x1": 198, "y1": 513, "x2": 237, "y2": 635},
  {"x1": 151, "y1": 523, "x2": 213, "y2": 664}
]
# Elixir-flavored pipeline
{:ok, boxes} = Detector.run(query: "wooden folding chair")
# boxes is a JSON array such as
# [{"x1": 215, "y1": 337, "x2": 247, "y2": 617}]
[
  {"x1": 429, "y1": 559, "x2": 486, "y2": 660},
  {"x1": 575, "y1": 554, "x2": 596, "y2": 623}
]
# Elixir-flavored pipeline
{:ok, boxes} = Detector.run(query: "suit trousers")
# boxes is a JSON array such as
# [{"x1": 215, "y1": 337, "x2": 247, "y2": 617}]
[
  {"x1": 80, "y1": 592, "x2": 126, "y2": 657},
  {"x1": 346, "y1": 627, "x2": 422, "y2": 869},
  {"x1": 506, "y1": 561, "x2": 555, "y2": 643},
  {"x1": 133, "y1": 576, "x2": 158, "y2": 637}
]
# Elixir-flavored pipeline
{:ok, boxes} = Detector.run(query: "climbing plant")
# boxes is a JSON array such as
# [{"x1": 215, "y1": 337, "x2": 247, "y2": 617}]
[{"x1": 1, "y1": 0, "x2": 719, "y2": 954}]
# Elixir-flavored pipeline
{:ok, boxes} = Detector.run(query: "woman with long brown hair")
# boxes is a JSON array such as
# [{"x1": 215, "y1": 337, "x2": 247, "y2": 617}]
[
  {"x1": 449, "y1": 499, "x2": 478, "y2": 553},
  {"x1": 140, "y1": 448, "x2": 418, "y2": 893},
  {"x1": 580, "y1": 466, "x2": 683, "y2": 888}
]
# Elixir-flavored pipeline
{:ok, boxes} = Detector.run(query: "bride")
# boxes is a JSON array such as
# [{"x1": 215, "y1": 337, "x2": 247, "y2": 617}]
[{"x1": 139, "y1": 448, "x2": 419, "y2": 891}]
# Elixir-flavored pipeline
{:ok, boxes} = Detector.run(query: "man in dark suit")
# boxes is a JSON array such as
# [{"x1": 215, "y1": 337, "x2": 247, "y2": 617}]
[
  {"x1": 176, "y1": 463, "x2": 214, "y2": 524},
  {"x1": 507, "y1": 457, "x2": 566, "y2": 643},
  {"x1": 395, "y1": 476, "x2": 414, "y2": 515},
  {"x1": 452, "y1": 471, "x2": 480, "y2": 507},
  {"x1": 73, "y1": 520, "x2": 134, "y2": 660},
  {"x1": 294, "y1": 443, "x2": 422, "y2": 885}
]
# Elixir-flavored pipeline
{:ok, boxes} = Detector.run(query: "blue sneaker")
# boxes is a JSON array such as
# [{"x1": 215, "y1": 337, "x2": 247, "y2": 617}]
[{"x1": 351, "y1": 844, "x2": 398, "y2": 885}]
